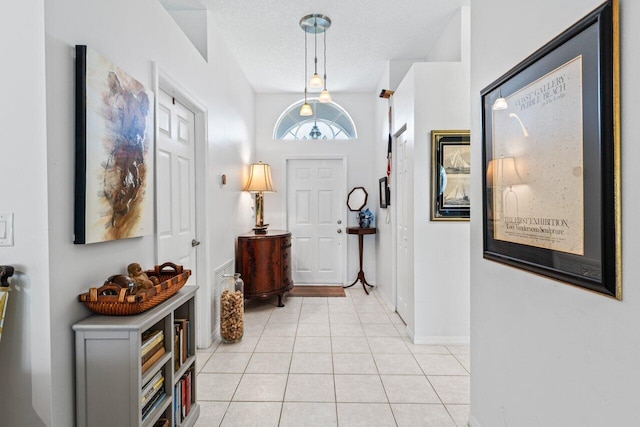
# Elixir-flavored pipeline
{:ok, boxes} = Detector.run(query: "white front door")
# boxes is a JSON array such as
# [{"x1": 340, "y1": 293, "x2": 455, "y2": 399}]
[
  {"x1": 396, "y1": 130, "x2": 410, "y2": 322},
  {"x1": 287, "y1": 159, "x2": 345, "y2": 284},
  {"x1": 156, "y1": 89, "x2": 198, "y2": 285}
]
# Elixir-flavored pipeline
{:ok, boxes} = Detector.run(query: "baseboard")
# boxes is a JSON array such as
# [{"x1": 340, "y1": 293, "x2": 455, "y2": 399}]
[
  {"x1": 376, "y1": 289, "x2": 395, "y2": 311},
  {"x1": 407, "y1": 326, "x2": 416, "y2": 342},
  {"x1": 412, "y1": 335, "x2": 470, "y2": 345},
  {"x1": 468, "y1": 413, "x2": 481, "y2": 427}
]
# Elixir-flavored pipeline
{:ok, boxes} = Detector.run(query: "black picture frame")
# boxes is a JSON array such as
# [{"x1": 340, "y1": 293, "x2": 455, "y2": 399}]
[
  {"x1": 379, "y1": 177, "x2": 390, "y2": 208},
  {"x1": 481, "y1": 0, "x2": 620, "y2": 299},
  {"x1": 431, "y1": 130, "x2": 470, "y2": 221}
]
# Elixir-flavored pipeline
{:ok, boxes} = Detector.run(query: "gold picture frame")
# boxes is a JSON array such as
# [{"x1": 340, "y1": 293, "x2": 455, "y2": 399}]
[{"x1": 431, "y1": 130, "x2": 470, "y2": 221}]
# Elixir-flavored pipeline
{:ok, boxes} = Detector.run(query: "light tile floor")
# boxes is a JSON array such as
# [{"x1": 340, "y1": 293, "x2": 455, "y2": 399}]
[{"x1": 195, "y1": 287, "x2": 470, "y2": 426}]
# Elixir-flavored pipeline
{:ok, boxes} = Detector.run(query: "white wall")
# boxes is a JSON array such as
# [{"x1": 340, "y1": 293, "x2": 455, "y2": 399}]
[
  {"x1": 255, "y1": 93, "x2": 378, "y2": 285},
  {"x1": 425, "y1": 10, "x2": 462, "y2": 62},
  {"x1": 374, "y1": 66, "x2": 394, "y2": 308},
  {"x1": 380, "y1": 7, "x2": 471, "y2": 343},
  {"x1": 43, "y1": 1, "x2": 255, "y2": 425},
  {"x1": 470, "y1": 1, "x2": 640, "y2": 425},
  {"x1": 0, "y1": 1, "x2": 53, "y2": 425},
  {"x1": 392, "y1": 62, "x2": 471, "y2": 343}
]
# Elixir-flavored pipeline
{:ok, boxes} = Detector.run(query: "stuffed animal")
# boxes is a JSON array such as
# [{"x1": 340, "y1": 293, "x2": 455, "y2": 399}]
[{"x1": 127, "y1": 263, "x2": 159, "y2": 294}]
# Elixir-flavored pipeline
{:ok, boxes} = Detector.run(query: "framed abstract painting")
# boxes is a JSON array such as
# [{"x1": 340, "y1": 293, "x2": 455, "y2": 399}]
[{"x1": 74, "y1": 45, "x2": 155, "y2": 244}]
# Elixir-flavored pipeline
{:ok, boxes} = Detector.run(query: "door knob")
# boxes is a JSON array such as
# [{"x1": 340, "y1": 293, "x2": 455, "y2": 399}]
[
  {"x1": 192, "y1": 239, "x2": 201, "y2": 247},
  {"x1": 337, "y1": 229, "x2": 342, "y2": 234},
  {"x1": 337, "y1": 220, "x2": 342, "y2": 224}
]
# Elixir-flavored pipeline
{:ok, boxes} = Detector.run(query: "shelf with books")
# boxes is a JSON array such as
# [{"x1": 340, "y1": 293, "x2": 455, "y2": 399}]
[
  {"x1": 73, "y1": 286, "x2": 199, "y2": 427},
  {"x1": 173, "y1": 367, "x2": 195, "y2": 426}
]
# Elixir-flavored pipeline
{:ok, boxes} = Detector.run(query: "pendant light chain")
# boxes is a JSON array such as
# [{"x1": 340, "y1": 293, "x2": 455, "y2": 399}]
[
  {"x1": 314, "y1": 16, "x2": 318, "y2": 77},
  {"x1": 323, "y1": 30, "x2": 327, "y2": 90},
  {"x1": 300, "y1": 29, "x2": 312, "y2": 116},
  {"x1": 304, "y1": 30, "x2": 308, "y2": 101},
  {"x1": 319, "y1": 23, "x2": 331, "y2": 103}
]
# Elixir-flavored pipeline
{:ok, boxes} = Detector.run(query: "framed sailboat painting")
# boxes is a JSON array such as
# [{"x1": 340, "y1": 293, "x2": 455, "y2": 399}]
[{"x1": 431, "y1": 130, "x2": 471, "y2": 221}]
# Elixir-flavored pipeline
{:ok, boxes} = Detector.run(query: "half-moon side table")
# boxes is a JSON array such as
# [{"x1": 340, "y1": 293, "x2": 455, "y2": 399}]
[
  {"x1": 345, "y1": 227, "x2": 377, "y2": 295},
  {"x1": 236, "y1": 230, "x2": 293, "y2": 307}
]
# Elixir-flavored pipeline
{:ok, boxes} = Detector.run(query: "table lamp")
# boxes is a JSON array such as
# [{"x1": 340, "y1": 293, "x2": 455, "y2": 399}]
[{"x1": 243, "y1": 162, "x2": 276, "y2": 234}]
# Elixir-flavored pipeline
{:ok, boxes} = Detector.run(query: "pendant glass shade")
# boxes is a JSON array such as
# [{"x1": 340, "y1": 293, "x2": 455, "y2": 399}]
[
  {"x1": 300, "y1": 102, "x2": 313, "y2": 116},
  {"x1": 319, "y1": 89, "x2": 331, "y2": 103},
  {"x1": 309, "y1": 73, "x2": 323, "y2": 89}
]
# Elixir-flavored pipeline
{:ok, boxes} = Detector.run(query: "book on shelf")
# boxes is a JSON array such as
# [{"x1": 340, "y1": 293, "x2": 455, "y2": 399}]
[
  {"x1": 184, "y1": 370, "x2": 192, "y2": 417},
  {"x1": 153, "y1": 418, "x2": 169, "y2": 427},
  {"x1": 141, "y1": 389, "x2": 166, "y2": 421},
  {"x1": 141, "y1": 330, "x2": 164, "y2": 356},
  {"x1": 141, "y1": 347, "x2": 165, "y2": 375},
  {"x1": 141, "y1": 340, "x2": 164, "y2": 365},
  {"x1": 186, "y1": 320, "x2": 191, "y2": 357},
  {"x1": 173, "y1": 319, "x2": 191, "y2": 363},
  {"x1": 185, "y1": 320, "x2": 191, "y2": 360},
  {"x1": 174, "y1": 318, "x2": 188, "y2": 364},
  {"x1": 141, "y1": 370, "x2": 164, "y2": 405},
  {"x1": 173, "y1": 324, "x2": 180, "y2": 371},
  {"x1": 181, "y1": 375, "x2": 187, "y2": 418},
  {"x1": 173, "y1": 383, "x2": 181, "y2": 426}
]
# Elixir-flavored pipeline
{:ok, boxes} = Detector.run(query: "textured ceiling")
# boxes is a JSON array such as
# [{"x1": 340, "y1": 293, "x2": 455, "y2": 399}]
[{"x1": 167, "y1": 0, "x2": 467, "y2": 93}]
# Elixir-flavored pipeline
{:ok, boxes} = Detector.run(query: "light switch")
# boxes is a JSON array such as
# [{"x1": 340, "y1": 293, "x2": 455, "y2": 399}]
[{"x1": 0, "y1": 213, "x2": 14, "y2": 246}]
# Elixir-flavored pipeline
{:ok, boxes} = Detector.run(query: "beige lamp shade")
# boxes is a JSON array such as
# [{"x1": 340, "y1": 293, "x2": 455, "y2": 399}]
[
  {"x1": 243, "y1": 162, "x2": 276, "y2": 193},
  {"x1": 498, "y1": 156, "x2": 524, "y2": 186},
  {"x1": 486, "y1": 156, "x2": 524, "y2": 188}
]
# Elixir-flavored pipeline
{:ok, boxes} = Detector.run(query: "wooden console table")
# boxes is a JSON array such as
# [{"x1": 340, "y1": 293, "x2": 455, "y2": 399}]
[
  {"x1": 345, "y1": 227, "x2": 376, "y2": 295},
  {"x1": 236, "y1": 230, "x2": 293, "y2": 307}
]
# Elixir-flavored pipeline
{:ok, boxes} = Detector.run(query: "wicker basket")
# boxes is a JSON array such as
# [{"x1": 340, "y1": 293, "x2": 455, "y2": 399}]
[{"x1": 78, "y1": 262, "x2": 191, "y2": 316}]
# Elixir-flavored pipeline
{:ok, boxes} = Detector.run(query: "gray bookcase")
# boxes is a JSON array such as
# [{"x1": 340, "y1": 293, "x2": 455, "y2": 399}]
[{"x1": 73, "y1": 286, "x2": 200, "y2": 427}]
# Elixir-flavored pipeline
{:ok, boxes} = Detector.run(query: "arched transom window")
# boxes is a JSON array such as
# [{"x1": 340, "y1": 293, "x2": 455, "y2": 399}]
[{"x1": 274, "y1": 99, "x2": 357, "y2": 140}]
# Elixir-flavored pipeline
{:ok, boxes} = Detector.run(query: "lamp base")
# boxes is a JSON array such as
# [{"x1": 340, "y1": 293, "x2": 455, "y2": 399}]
[{"x1": 253, "y1": 224, "x2": 269, "y2": 234}]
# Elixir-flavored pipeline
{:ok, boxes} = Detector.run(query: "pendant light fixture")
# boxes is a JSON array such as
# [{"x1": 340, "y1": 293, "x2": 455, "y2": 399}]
[
  {"x1": 300, "y1": 14, "x2": 332, "y2": 110},
  {"x1": 299, "y1": 29, "x2": 312, "y2": 116},
  {"x1": 309, "y1": 16, "x2": 323, "y2": 89},
  {"x1": 318, "y1": 26, "x2": 331, "y2": 103}
]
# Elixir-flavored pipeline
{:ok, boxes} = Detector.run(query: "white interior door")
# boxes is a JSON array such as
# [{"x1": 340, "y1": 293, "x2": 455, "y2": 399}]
[
  {"x1": 287, "y1": 159, "x2": 345, "y2": 284},
  {"x1": 396, "y1": 130, "x2": 410, "y2": 322},
  {"x1": 156, "y1": 89, "x2": 198, "y2": 285}
]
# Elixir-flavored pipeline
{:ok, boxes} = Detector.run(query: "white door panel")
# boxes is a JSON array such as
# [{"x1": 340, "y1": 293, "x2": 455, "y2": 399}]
[
  {"x1": 287, "y1": 159, "x2": 344, "y2": 284},
  {"x1": 157, "y1": 89, "x2": 197, "y2": 285}
]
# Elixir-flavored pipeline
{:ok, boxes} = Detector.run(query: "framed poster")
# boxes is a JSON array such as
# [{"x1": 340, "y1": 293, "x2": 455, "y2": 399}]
[
  {"x1": 379, "y1": 177, "x2": 390, "y2": 208},
  {"x1": 74, "y1": 45, "x2": 155, "y2": 244},
  {"x1": 431, "y1": 130, "x2": 470, "y2": 221},
  {"x1": 481, "y1": 0, "x2": 620, "y2": 299}
]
